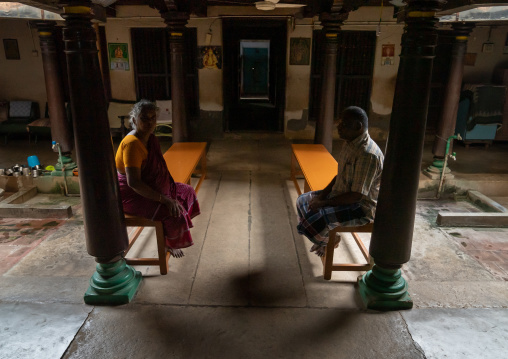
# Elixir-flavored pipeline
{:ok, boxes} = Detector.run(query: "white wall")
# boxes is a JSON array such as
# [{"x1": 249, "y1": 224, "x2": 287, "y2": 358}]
[
  {"x1": 345, "y1": 6, "x2": 403, "y2": 117},
  {"x1": 106, "y1": 6, "x2": 165, "y2": 101},
  {"x1": 463, "y1": 25, "x2": 508, "y2": 84},
  {"x1": 11, "y1": 6, "x2": 508, "y2": 141},
  {"x1": 0, "y1": 19, "x2": 47, "y2": 114},
  {"x1": 109, "y1": 6, "x2": 225, "y2": 112},
  {"x1": 284, "y1": 18, "x2": 313, "y2": 137},
  {"x1": 188, "y1": 17, "x2": 223, "y2": 111}
]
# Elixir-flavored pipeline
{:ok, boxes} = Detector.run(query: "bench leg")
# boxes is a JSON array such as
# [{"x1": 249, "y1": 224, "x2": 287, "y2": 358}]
[
  {"x1": 194, "y1": 152, "x2": 207, "y2": 194},
  {"x1": 155, "y1": 222, "x2": 169, "y2": 275},
  {"x1": 322, "y1": 233, "x2": 340, "y2": 280},
  {"x1": 291, "y1": 152, "x2": 305, "y2": 196}
]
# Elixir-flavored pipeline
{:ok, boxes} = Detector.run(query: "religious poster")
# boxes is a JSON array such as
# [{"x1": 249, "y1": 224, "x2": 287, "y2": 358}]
[
  {"x1": 290, "y1": 37, "x2": 311, "y2": 65},
  {"x1": 197, "y1": 46, "x2": 222, "y2": 69},
  {"x1": 381, "y1": 44, "x2": 395, "y2": 66},
  {"x1": 108, "y1": 43, "x2": 130, "y2": 71}
]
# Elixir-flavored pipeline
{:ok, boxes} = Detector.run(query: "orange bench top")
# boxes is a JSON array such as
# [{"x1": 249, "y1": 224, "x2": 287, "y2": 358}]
[
  {"x1": 292, "y1": 144, "x2": 337, "y2": 191},
  {"x1": 163, "y1": 142, "x2": 206, "y2": 184}
]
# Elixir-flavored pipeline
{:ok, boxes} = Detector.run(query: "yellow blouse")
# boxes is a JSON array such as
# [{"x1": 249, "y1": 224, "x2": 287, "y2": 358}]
[{"x1": 115, "y1": 135, "x2": 148, "y2": 173}]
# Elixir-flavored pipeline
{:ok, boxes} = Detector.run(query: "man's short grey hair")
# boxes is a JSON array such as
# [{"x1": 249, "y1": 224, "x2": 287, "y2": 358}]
[{"x1": 129, "y1": 100, "x2": 158, "y2": 130}]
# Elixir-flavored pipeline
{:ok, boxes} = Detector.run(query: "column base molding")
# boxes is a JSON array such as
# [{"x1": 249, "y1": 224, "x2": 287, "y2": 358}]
[
  {"x1": 51, "y1": 155, "x2": 77, "y2": 176},
  {"x1": 84, "y1": 259, "x2": 142, "y2": 305},
  {"x1": 423, "y1": 158, "x2": 454, "y2": 180},
  {"x1": 357, "y1": 264, "x2": 413, "y2": 311}
]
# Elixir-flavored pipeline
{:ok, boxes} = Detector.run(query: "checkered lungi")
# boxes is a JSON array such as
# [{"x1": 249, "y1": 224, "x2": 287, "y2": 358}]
[{"x1": 296, "y1": 190, "x2": 368, "y2": 246}]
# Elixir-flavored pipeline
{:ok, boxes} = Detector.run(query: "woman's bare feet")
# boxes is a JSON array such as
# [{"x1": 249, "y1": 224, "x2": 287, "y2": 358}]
[{"x1": 167, "y1": 247, "x2": 184, "y2": 258}]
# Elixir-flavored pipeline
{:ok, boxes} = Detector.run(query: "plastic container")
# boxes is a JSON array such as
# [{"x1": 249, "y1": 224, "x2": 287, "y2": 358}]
[{"x1": 27, "y1": 155, "x2": 40, "y2": 168}]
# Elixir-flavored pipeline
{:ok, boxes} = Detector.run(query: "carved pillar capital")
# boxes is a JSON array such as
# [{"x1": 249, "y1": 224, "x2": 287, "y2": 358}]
[
  {"x1": 399, "y1": 0, "x2": 446, "y2": 58},
  {"x1": 32, "y1": 20, "x2": 57, "y2": 35},
  {"x1": 33, "y1": 20, "x2": 58, "y2": 53},
  {"x1": 319, "y1": 4, "x2": 348, "y2": 36},
  {"x1": 60, "y1": 1, "x2": 97, "y2": 55},
  {"x1": 451, "y1": 21, "x2": 475, "y2": 40},
  {"x1": 163, "y1": 11, "x2": 189, "y2": 44}
]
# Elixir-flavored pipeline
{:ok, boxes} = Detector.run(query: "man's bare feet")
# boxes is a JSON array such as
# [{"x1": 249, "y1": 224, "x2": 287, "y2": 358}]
[
  {"x1": 167, "y1": 247, "x2": 184, "y2": 258},
  {"x1": 310, "y1": 244, "x2": 321, "y2": 252},
  {"x1": 311, "y1": 235, "x2": 341, "y2": 257}
]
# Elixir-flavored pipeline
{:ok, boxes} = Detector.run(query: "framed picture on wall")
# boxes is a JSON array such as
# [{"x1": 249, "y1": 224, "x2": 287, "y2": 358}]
[
  {"x1": 289, "y1": 38, "x2": 311, "y2": 65},
  {"x1": 3, "y1": 39, "x2": 20, "y2": 60},
  {"x1": 197, "y1": 46, "x2": 222, "y2": 69},
  {"x1": 108, "y1": 43, "x2": 130, "y2": 71},
  {"x1": 381, "y1": 44, "x2": 395, "y2": 66}
]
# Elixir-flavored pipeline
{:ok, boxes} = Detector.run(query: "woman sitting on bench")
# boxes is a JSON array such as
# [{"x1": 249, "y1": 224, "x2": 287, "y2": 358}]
[
  {"x1": 296, "y1": 106, "x2": 384, "y2": 257},
  {"x1": 115, "y1": 100, "x2": 200, "y2": 258}
]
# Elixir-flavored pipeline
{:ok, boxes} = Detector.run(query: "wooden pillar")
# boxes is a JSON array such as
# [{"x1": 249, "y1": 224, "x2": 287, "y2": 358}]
[
  {"x1": 62, "y1": 1, "x2": 141, "y2": 305},
  {"x1": 314, "y1": 6, "x2": 344, "y2": 153},
  {"x1": 358, "y1": 0, "x2": 445, "y2": 310},
  {"x1": 164, "y1": 12, "x2": 189, "y2": 143},
  {"x1": 93, "y1": 23, "x2": 104, "y2": 77},
  {"x1": 34, "y1": 21, "x2": 73, "y2": 154},
  {"x1": 432, "y1": 22, "x2": 474, "y2": 159},
  {"x1": 61, "y1": 3, "x2": 128, "y2": 260}
]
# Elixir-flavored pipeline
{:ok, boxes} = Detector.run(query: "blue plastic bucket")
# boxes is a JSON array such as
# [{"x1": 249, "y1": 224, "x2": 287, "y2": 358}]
[{"x1": 27, "y1": 155, "x2": 40, "y2": 168}]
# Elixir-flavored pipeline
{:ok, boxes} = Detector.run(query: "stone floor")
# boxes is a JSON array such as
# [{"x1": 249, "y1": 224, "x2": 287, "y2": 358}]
[
  {"x1": 0, "y1": 135, "x2": 508, "y2": 359},
  {"x1": 0, "y1": 216, "x2": 65, "y2": 275}
]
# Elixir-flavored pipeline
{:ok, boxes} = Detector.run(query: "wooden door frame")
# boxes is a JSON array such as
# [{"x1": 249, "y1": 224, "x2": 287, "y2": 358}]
[{"x1": 222, "y1": 18, "x2": 287, "y2": 132}]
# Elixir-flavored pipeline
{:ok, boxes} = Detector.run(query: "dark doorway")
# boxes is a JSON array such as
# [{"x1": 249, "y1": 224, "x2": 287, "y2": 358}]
[
  {"x1": 309, "y1": 30, "x2": 376, "y2": 122},
  {"x1": 223, "y1": 19, "x2": 287, "y2": 132}
]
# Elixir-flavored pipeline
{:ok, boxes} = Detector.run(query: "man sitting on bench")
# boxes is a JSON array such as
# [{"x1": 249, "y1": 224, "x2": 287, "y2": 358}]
[{"x1": 296, "y1": 106, "x2": 384, "y2": 257}]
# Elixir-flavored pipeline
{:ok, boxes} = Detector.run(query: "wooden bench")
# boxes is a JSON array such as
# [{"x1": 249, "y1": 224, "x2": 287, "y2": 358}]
[
  {"x1": 163, "y1": 142, "x2": 207, "y2": 194},
  {"x1": 290, "y1": 144, "x2": 373, "y2": 280},
  {"x1": 124, "y1": 142, "x2": 207, "y2": 274}
]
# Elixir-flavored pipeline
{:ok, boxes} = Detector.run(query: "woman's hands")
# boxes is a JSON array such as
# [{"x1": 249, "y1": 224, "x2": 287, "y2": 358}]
[
  {"x1": 124, "y1": 168, "x2": 183, "y2": 217},
  {"x1": 160, "y1": 195, "x2": 184, "y2": 217}
]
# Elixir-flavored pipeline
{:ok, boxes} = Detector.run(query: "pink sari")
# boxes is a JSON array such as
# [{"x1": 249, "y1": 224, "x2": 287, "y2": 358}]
[{"x1": 118, "y1": 135, "x2": 200, "y2": 249}]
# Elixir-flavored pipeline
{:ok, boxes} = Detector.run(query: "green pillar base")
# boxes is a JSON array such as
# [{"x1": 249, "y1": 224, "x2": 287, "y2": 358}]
[
  {"x1": 51, "y1": 154, "x2": 77, "y2": 177},
  {"x1": 84, "y1": 259, "x2": 142, "y2": 305},
  {"x1": 357, "y1": 264, "x2": 413, "y2": 311},
  {"x1": 431, "y1": 158, "x2": 445, "y2": 169},
  {"x1": 423, "y1": 158, "x2": 453, "y2": 180}
]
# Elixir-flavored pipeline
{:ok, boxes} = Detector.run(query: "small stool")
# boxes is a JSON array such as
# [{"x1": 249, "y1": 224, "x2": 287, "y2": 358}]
[
  {"x1": 321, "y1": 223, "x2": 374, "y2": 280},
  {"x1": 124, "y1": 215, "x2": 170, "y2": 275}
]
